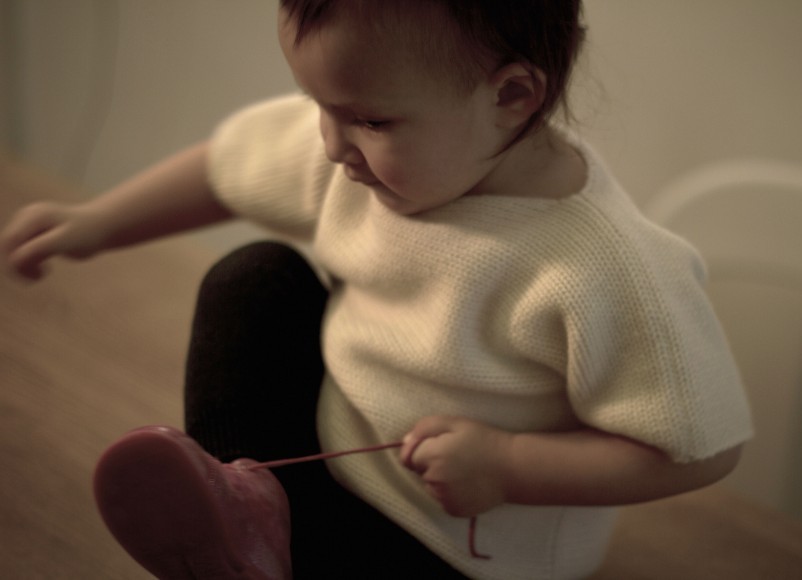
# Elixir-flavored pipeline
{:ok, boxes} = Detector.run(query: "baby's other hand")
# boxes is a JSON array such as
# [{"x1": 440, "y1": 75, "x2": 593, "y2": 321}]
[
  {"x1": 0, "y1": 201, "x2": 104, "y2": 280},
  {"x1": 401, "y1": 416, "x2": 513, "y2": 517}
]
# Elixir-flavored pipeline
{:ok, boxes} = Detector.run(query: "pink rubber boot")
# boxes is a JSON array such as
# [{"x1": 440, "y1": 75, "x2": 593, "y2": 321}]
[{"x1": 93, "y1": 426, "x2": 292, "y2": 579}]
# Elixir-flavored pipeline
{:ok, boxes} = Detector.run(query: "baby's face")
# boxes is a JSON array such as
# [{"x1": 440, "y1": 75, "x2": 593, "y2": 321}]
[{"x1": 278, "y1": 8, "x2": 509, "y2": 215}]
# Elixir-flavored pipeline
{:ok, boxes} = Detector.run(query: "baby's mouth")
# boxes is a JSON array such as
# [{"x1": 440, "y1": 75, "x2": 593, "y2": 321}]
[{"x1": 344, "y1": 165, "x2": 377, "y2": 185}]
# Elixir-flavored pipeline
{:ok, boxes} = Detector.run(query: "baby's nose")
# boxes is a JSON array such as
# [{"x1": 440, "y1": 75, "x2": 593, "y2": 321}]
[{"x1": 320, "y1": 114, "x2": 363, "y2": 166}]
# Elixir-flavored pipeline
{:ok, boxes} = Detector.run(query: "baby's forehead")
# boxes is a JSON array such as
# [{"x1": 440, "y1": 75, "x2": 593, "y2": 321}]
[
  {"x1": 286, "y1": 1, "x2": 460, "y2": 47},
  {"x1": 281, "y1": 0, "x2": 492, "y2": 97},
  {"x1": 329, "y1": 3, "x2": 486, "y2": 83}
]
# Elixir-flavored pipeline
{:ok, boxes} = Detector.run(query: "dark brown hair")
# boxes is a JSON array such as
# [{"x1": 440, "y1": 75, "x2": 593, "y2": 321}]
[{"x1": 279, "y1": 0, "x2": 586, "y2": 129}]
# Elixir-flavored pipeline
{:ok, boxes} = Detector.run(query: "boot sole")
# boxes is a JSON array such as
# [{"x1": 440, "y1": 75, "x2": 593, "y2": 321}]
[{"x1": 94, "y1": 428, "x2": 251, "y2": 579}]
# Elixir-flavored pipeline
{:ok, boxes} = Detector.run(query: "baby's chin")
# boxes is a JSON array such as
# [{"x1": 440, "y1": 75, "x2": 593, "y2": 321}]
[
  {"x1": 369, "y1": 187, "x2": 425, "y2": 216},
  {"x1": 364, "y1": 181, "x2": 455, "y2": 216}
]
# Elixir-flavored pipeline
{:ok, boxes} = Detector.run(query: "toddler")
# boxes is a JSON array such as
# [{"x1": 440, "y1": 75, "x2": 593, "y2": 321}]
[{"x1": 1, "y1": 1, "x2": 752, "y2": 578}]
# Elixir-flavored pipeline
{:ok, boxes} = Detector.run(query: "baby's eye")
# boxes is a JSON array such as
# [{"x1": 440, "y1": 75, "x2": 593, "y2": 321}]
[{"x1": 357, "y1": 118, "x2": 390, "y2": 131}]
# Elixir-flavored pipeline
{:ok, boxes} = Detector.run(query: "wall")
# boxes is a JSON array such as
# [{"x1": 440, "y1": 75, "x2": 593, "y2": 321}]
[
  {"x1": 6, "y1": 1, "x2": 801, "y2": 220},
  {"x1": 5, "y1": 0, "x2": 802, "y2": 516},
  {"x1": 575, "y1": 1, "x2": 802, "y2": 206},
  {"x1": 5, "y1": 0, "x2": 295, "y2": 247},
  {"x1": 0, "y1": 0, "x2": 17, "y2": 147},
  {"x1": 7, "y1": 1, "x2": 802, "y2": 205}
]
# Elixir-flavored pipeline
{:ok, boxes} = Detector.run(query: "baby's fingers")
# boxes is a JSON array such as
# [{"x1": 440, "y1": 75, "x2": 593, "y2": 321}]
[
  {"x1": 1, "y1": 203, "x2": 60, "y2": 252},
  {"x1": 401, "y1": 415, "x2": 460, "y2": 470},
  {"x1": 6, "y1": 228, "x2": 64, "y2": 280},
  {"x1": 1, "y1": 203, "x2": 65, "y2": 279}
]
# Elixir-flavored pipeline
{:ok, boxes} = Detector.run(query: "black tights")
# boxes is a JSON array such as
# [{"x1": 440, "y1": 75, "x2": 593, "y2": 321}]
[{"x1": 183, "y1": 242, "x2": 467, "y2": 579}]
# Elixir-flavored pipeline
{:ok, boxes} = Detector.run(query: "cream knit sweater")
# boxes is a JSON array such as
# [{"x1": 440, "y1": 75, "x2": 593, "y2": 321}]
[{"x1": 209, "y1": 94, "x2": 752, "y2": 580}]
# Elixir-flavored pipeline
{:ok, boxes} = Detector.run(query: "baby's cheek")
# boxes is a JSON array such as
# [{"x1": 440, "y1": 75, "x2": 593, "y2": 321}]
[{"x1": 373, "y1": 162, "x2": 412, "y2": 192}]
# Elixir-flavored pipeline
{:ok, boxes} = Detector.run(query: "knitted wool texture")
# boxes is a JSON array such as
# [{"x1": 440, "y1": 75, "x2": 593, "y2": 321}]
[{"x1": 208, "y1": 94, "x2": 753, "y2": 580}]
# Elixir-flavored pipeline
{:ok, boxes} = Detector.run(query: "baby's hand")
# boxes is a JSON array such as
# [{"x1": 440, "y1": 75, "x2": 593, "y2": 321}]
[
  {"x1": 1, "y1": 201, "x2": 105, "y2": 280},
  {"x1": 400, "y1": 416, "x2": 513, "y2": 517}
]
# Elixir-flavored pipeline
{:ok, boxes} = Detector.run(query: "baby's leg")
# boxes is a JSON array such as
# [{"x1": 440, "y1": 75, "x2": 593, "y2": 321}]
[
  {"x1": 183, "y1": 240, "x2": 327, "y2": 464},
  {"x1": 95, "y1": 242, "x2": 318, "y2": 579},
  {"x1": 182, "y1": 241, "x2": 467, "y2": 578}
]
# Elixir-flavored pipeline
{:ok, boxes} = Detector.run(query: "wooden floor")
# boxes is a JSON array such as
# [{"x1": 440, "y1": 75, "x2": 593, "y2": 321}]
[
  {"x1": 0, "y1": 157, "x2": 216, "y2": 579},
  {"x1": 2, "y1": 156, "x2": 802, "y2": 579}
]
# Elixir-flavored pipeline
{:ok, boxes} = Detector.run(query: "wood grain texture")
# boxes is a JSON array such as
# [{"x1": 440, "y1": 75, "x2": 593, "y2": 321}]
[
  {"x1": 0, "y1": 157, "x2": 215, "y2": 579},
  {"x1": 2, "y1": 156, "x2": 801, "y2": 579}
]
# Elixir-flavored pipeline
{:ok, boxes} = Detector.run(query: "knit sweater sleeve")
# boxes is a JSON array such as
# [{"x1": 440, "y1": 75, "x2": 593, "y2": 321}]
[
  {"x1": 206, "y1": 93, "x2": 334, "y2": 242},
  {"x1": 518, "y1": 195, "x2": 753, "y2": 463}
]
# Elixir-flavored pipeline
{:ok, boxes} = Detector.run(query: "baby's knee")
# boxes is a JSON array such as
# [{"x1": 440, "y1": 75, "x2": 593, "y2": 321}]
[
  {"x1": 198, "y1": 241, "x2": 323, "y2": 306},
  {"x1": 202, "y1": 241, "x2": 296, "y2": 286}
]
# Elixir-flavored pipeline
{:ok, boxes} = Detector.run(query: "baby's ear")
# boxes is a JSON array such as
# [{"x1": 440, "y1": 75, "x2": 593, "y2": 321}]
[{"x1": 491, "y1": 62, "x2": 546, "y2": 129}]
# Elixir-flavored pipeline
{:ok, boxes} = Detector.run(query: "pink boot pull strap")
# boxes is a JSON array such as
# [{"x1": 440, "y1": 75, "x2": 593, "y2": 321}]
[
  {"x1": 246, "y1": 441, "x2": 403, "y2": 470},
  {"x1": 247, "y1": 441, "x2": 491, "y2": 560}
]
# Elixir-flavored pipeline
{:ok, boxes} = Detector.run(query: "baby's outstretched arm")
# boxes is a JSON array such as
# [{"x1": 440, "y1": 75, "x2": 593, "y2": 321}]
[
  {"x1": 1, "y1": 142, "x2": 231, "y2": 280},
  {"x1": 401, "y1": 416, "x2": 741, "y2": 518}
]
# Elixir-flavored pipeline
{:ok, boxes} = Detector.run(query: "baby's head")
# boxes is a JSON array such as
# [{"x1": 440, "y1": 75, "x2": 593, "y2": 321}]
[
  {"x1": 280, "y1": 0, "x2": 585, "y2": 131},
  {"x1": 277, "y1": 1, "x2": 586, "y2": 215}
]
